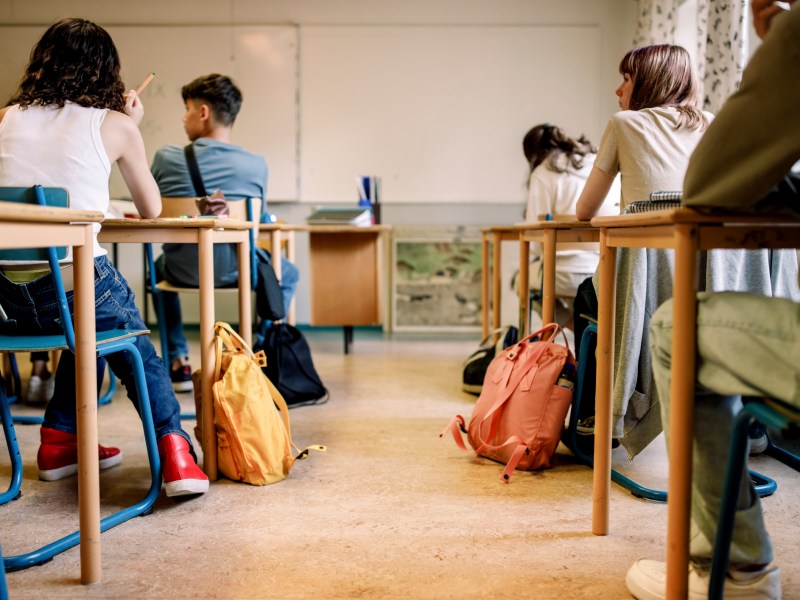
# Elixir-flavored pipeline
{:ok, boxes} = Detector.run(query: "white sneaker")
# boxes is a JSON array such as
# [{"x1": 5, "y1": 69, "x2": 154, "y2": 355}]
[
  {"x1": 26, "y1": 375, "x2": 54, "y2": 405},
  {"x1": 625, "y1": 559, "x2": 781, "y2": 599}
]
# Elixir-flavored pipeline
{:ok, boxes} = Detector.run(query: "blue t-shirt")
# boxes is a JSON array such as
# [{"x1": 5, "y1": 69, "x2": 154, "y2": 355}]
[
  {"x1": 151, "y1": 138, "x2": 268, "y2": 201},
  {"x1": 150, "y1": 138, "x2": 268, "y2": 287}
]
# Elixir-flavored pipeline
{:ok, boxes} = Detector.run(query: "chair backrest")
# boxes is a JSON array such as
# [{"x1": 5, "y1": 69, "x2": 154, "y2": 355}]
[
  {"x1": 0, "y1": 186, "x2": 70, "y2": 262},
  {"x1": 158, "y1": 197, "x2": 262, "y2": 288},
  {"x1": 0, "y1": 185, "x2": 76, "y2": 350}
]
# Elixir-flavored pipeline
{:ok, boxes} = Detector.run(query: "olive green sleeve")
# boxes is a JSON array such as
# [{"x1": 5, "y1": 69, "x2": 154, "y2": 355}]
[{"x1": 683, "y1": 5, "x2": 800, "y2": 210}]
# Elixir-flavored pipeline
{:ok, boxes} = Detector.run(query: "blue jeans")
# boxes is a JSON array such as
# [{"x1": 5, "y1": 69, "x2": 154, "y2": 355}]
[
  {"x1": 0, "y1": 256, "x2": 189, "y2": 445},
  {"x1": 155, "y1": 252, "x2": 299, "y2": 364}
]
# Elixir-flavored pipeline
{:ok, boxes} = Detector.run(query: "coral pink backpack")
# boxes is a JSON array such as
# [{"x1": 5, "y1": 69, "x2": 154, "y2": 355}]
[{"x1": 442, "y1": 323, "x2": 576, "y2": 482}]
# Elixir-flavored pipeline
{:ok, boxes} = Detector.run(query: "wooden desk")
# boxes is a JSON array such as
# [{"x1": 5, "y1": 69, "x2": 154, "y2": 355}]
[
  {"x1": 589, "y1": 208, "x2": 800, "y2": 599},
  {"x1": 99, "y1": 218, "x2": 253, "y2": 481},
  {"x1": 0, "y1": 201, "x2": 103, "y2": 583},
  {"x1": 480, "y1": 226, "x2": 521, "y2": 339},
  {"x1": 269, "y1": 224, "x2": 390, "y2": 353},
  {"x1": 517, "y1": 219, "x2": 599, "y2": 334}
]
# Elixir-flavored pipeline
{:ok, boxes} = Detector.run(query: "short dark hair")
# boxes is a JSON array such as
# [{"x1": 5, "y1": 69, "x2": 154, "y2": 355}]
[
  {"x1": 10, "y1": 17, "x2": 126, "y2": 112},
  {"x1": 181, "y1": 74, "x2": 243, "y2": 126}
]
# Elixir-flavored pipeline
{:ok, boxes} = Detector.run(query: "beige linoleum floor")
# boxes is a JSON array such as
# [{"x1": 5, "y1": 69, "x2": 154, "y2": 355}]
[{"x1": 1, "y1": 329, "x2": 798, "y2": 599}]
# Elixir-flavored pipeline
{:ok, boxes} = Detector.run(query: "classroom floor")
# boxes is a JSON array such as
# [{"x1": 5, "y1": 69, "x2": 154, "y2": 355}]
[{"x1": 2, "y1": 329, "x2": 799, "y2": 599}]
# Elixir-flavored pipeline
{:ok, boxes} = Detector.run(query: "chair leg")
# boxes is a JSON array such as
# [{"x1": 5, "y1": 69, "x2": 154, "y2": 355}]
[
  {"x1": 709, "y1": 410, "x2": 759, "y2": 599},
  {"x1": 0, "y1": 541, "x2": 8, "y2": 600},
  {"x1": 0, "y1": 387, "x2": 23, "y2": 506},
  {"x1": 0, "y1": 353, "x2": 21, "y2": 405},
  {"x1": 97, "y1": 359, "x2": 117, "y2": 406},
  {"x1": 2, "y1": 341, "x2": 162, "y2": 572},
  {"x1": 145, "y1": 244, "x2": 169, "y2": 368}
]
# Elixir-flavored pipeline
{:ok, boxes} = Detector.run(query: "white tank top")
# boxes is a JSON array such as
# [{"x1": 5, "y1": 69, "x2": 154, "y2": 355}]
[{"x1": 0, "y1": 103, "x2": 111, "y2": 261}]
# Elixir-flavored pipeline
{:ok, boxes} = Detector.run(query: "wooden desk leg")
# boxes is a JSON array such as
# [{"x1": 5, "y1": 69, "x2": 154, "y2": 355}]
[
  {"x1": 593, "y1": 228, "x2": 615, "y2": 536},
  {"x1": 665, "y1": 224, "x2": 699, "y2": 600},
  {"x1": 271, "y1": 231, "x2": 282, "y2": 279},
  {"x1": 238, "y1": 238, "x2": 252, "y2": 348},
  {"x1": 286, "y1": 230, "x2": 296, "y2": 325},
  {"x1": 519, "y1": 235, "x2": 530, "y2": 336},
  {"x1": 74, "y1": 227, "x2": 100, "y2": 584},
  {"x1": 198, "y1": 229, "x2": 217, "y2": 481},
  {"x1": 492, "y1": 232, "x2": 502, "y2": 337},
  {"x1": 481, "y1": 234, "x2": 490, "y2": 339},
  {"x1": 542, "y1": 229, "x2": 556, "y2": 328}
]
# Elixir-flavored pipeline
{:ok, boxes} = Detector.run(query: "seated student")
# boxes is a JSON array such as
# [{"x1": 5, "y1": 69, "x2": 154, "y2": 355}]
[
  {"x1": 627, "y1": 5, "x2": 799, "y2": 597},
  {"x1": 0, "y1": 17, "x2": 207, "y2": 496},
  {"x1": 574, "y1": 43, "x2": 798, "y2": 457},
  {"x1": 520, "y1": 123, "x2": 618, "y2": 329},
  {"x1": 150, "y1": 73, "x2": 299, "y2": 392},
  {"x1": 572, "y1": 43, "x2": 713, "y2": 446}
]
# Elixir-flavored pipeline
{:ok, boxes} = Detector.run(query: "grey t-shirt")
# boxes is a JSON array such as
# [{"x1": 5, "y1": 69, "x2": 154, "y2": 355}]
[{"x1": 150, "y1": 138, "x2": 268, "y2": 286}]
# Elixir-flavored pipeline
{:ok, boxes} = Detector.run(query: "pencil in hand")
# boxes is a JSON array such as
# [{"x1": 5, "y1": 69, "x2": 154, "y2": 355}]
[{"x1": 136, "y1": 72, "x2": 156, "y2": 95}]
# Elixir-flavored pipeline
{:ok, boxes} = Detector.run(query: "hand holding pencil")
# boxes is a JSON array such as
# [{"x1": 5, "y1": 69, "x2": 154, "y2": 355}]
[{"x1": 125, "y1": 72, "x2": 155, "y2": 125}]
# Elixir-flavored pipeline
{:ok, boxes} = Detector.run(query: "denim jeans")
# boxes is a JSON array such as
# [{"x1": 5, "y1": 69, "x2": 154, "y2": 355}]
[
  {"x1": 650, "y1": 291, "x2": 800, "y2": 568},
  {"x1": 0, "y1": 256, "x2": 189, "y2": 445},
  {"x1": 155, "y1": 252, "x2": 299, "y2": 364}
]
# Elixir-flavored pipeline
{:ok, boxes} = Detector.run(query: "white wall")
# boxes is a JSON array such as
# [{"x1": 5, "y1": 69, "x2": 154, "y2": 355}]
[{"x1": 0, "y1": 0, "x2": 638, "y2": 326}]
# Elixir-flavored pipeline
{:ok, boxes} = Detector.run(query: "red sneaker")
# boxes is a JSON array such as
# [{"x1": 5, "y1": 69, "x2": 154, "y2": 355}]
[
  {"x1": 38, "y1": 427, "x2": 123, "y2": 481},
  {"x1": 158, "y1": 433, "x2": 209, "y2": 497}
]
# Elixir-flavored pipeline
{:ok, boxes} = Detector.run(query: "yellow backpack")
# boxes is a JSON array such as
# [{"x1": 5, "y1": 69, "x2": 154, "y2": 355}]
[{"x1": 198, "y1": 322, "x2": 324, "y2": 485}]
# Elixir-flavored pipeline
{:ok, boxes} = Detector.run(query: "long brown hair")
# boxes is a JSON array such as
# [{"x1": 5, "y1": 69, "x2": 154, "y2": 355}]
[
  {"x1": 619, "y1": 44, "x2": 707, "y2": 130},
  {"x1": 10, "y1": 18, "x2": 126, "y2": 112}
]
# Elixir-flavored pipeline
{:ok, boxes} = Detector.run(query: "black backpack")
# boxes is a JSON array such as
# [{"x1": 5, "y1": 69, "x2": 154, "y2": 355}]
[{"x1": 256, "y1": 323, "x2": 329, "y2": 407}]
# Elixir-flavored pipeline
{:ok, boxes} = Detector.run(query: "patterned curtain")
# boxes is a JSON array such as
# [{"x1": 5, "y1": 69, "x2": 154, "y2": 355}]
[{"x1": 634, "y1": 0, "x2": 748, "y2": 113}]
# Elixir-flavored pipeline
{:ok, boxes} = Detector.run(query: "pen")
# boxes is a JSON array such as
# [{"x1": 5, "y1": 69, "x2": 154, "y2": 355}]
[{"x1": 136, "y1": 72, "x2": 156, "y2": 95}]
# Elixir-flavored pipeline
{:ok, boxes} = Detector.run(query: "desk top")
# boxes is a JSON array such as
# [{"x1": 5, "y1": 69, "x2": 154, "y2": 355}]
[
  {"x1": 259, "y1": 223, "x2": 392, "y2": 234},
  {"x1": 482, "y1": 219, "x2": 596, "y2": 235},
  {"x1": 0, "y1": 201, "x2": 104, "y2": 224},
  {"x1": 591, "y1": 208, "x2": 800, "y2": 228},
  {"x1": 102, "y1": 217, "x2": 253, "y2": 230}
]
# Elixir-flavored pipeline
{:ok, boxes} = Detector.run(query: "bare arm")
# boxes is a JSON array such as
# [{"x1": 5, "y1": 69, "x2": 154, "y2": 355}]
[
  {"x1": 100, "y1": 91, "x2": 161, "y2": 219},
  {"x1": 576, "y1": 166, "x2": 615, "y2": 220}
]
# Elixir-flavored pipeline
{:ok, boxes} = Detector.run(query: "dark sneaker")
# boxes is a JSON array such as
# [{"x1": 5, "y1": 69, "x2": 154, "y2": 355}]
[{"x1": 170, "y1": 364, "x2": 193, "y2": 393}]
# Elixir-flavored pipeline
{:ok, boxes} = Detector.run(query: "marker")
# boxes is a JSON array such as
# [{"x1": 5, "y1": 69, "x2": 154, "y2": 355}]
[{"x1": 135, "y1": 72, "x2": 155, "y2": 95}]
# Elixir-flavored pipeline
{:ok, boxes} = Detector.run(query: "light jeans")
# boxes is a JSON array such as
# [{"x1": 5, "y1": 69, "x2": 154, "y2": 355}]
[
  {"x1": 649, "y1": 291, "x2": 800, "y2": 568},
  {"x1": 527, "y1": 257, "x2": 592, "y2": 329}
]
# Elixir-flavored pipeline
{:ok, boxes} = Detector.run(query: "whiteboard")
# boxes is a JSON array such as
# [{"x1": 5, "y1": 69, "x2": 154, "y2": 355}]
[
  {"x1": 300, "y1": 25, "x2": 602, "y2": 204},
  {"x1": 0, "y1": 25, "x2": 299, "y2": 201}
]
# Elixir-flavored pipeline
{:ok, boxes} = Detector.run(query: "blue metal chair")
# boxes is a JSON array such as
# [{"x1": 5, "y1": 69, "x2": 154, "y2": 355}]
[
  {"x1": 709, "y1": 397, "x2": 800, "y2": 599},
  {"x1": 561, "y1": 322, "x2": 777, "y2": 502},
  {"x1": 0, "y1": 541, "x2": 8, "y2": 600},
  {"x1": 0, "y1": 185, "x2": 161, "y2": 571}
]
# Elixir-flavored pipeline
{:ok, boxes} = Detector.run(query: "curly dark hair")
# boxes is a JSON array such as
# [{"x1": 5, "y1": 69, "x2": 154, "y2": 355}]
[
  {"x1": 522, "y1": 124, "x2": 596, "y2": 176},
  {"x1": 181, "y1": 74, "x2": 243, "y2": 127},
  {"x1": 10, "y1": 18, "x2": 126, "y2": 112}
]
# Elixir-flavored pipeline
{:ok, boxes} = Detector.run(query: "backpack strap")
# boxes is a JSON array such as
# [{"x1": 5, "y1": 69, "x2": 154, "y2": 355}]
[
  {"x1": 439, "y1": 415, "x2": 468, "y2": 451},
  {"x1": 184, "y1": 143, "x2": 208, "y2": 197}
]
